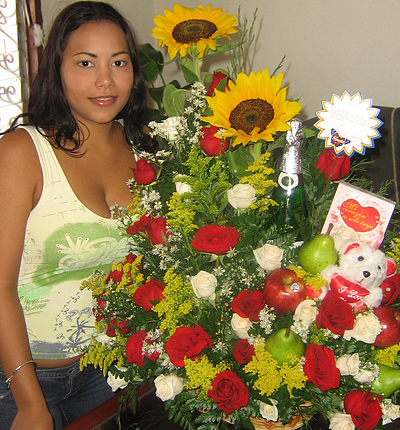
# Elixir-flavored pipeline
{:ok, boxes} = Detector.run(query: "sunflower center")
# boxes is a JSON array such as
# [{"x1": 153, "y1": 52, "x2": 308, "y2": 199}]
[
  {"x1": 229, "y1": 99, "x2": 274, "y2": 134},
  {"x1": 172, "y1": 19, "x2": 218, "y2": 44}
]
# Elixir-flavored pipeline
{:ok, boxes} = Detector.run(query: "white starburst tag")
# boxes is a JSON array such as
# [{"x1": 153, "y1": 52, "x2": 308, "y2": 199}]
[{"x1": 314, "y1": 91, "x2": 382, "y2": 157}]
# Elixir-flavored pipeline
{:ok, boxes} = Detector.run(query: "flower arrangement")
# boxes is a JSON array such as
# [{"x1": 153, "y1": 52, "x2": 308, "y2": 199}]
[{"x1": 81, "y1": 4, "x2": 400, "y2": 430}]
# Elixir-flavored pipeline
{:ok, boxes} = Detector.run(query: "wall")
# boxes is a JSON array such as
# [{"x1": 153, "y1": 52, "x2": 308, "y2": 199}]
[{"x1": 41, "y1": 0, "x2": 400, "y2": 120}]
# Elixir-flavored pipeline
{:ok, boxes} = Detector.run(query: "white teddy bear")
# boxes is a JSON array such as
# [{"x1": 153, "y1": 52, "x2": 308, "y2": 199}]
[{"x1": 320, "y1": 239, "x2": 388, "y2": 309}]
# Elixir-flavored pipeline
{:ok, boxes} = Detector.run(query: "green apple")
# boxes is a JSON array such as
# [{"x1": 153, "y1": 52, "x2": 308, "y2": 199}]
[
  {"x1": 371, "y1": 364, "x2": 400, "y2": 398},
  {"x1": 298, "y1": 233, "x2": 338, "y2": 274},
  {"x1": 265, "y1": 327, "x2": 305, "y2": 366}
]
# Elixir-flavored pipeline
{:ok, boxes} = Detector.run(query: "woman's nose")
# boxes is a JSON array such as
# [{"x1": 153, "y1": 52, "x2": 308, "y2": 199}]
[{"x1": 96, "y1": 66, "x2": 114, "y2": 88}]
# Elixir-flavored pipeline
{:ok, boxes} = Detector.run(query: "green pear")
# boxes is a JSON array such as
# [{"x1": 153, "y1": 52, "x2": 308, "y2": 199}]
[
  {"x1": 265, "y1": 327, "x2": 305, "y2": 366},
  {"x1": 371, "y1": 364, "x2": 400, "y2": 398},
  {"x1": 298, "y1": 233, "x2": 338, "y2": 275}
]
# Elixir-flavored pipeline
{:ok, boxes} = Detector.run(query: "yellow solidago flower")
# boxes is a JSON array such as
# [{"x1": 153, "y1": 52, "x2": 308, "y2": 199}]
[
  {"x1": 81, "y1": 271, "x2": 107, "y2": 296},
  {"x1": 152, "y1": 4, "x2": 238, "y2": 59},
  {"x1": 168, "y1": 192, "x2": 198, "y2": 235},
  {"x1": 240, "y1": 152, "x2": 277, "y2": 212},
  {"x1": 153, "y1": 268, "x2": 193, "y2": 334},
  {"x1": 184, "y1": 356, "x2": 228, "y2": 397},
  {"x1": 290, "y1": 265, "x2": 326, "y2": 296},
  {"x1": 244, "y1": 343, "x2": 282, "y2": 396},
  {"x1": 375, "y1": 343, "x2": 400, "y2": 367},
  {"x1": 203, "y1": 69, "x2": 302, "y2": 147},
  {"x1": 388, "y1": 237, "x2": 400, "y2": 267},
  {"x1": 279, "y1": 357, "x2": 307, "y2": 396}
]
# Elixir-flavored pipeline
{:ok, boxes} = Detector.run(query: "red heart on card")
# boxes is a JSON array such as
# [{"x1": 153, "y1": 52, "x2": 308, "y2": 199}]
[{"x1": 339, "y1": 199, "x2": 380, "y2": 232}]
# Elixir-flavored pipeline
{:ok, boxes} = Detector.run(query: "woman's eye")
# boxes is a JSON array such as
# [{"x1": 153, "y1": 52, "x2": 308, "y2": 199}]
[
  {"x1": 78, "y1": 60, "x2": 93, "y2": 68},
  {"x1": 113, "y1": 60, "x2": 127, "y2": 67}
]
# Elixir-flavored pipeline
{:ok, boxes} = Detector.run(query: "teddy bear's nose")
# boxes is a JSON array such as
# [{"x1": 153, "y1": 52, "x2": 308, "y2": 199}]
[{"x1": 363, "y1": 271, "x2": 371, "y2": 278}]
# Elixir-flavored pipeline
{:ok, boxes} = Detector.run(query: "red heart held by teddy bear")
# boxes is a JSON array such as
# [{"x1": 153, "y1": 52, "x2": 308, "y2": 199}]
[{"x1": 339, "y1": 199, "x2": 380, "y2": 232}]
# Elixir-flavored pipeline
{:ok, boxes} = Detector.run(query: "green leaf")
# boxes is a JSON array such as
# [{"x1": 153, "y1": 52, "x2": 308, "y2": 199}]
[
  {"x1": 147, "y1": 86, "x2": 165, "y2": 104},
  {"x1": 226, "y1": 146, "x2": 254, "y2": 179},
  {"x1": 138, "y1": 43, "x2": 163, "y2": 82},
  {"x1": 179, "y1": 57, "x2": 200, "y2": 83},
  {"x1": 163, "y1": 84, "x2": 187, "y2": 117}
]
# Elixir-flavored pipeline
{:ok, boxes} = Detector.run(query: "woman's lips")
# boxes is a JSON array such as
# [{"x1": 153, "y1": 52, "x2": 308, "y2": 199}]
[{"x1": 90, "y1": 97, "x2": 117, "y2": 107}]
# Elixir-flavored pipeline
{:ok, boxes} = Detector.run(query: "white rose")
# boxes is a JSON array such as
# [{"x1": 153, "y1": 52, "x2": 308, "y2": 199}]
[
  {"x1": 293, "y1": 300, "x2": 317, "y2": 327},
  {"x1": 231, "y1": 313, "x2": 252, "y2": 339},
  {"x1": 259, "y1": 399, "x2": 278, "y2": 421},
  {"x1": 343, "y1": 312, "x2": 381, "y2": 343},
  {"x1": 158, "y1": 116, "x2": 182, "y2": 141},
  {"x1": 154, "y1": 374, "x2": 183, "y2": 401},
  {"x1": 329, "y1": 413, "x2": 355, "y2": 430},
  {"x1": 96, "y1": 332, "x2": 114, "y2": 345},
  {"x1": 333, "y1": 226, "x2": 360, "y2": 251},
  {"x1": 175, "y1": 174, "x2": 191, "y2": 194},
  {"x1": 253, "y1": 244, "x2": 284, "y2": 271},
  {"x1": 354, "y1": 364, "x2": 379, "y2": 384},
  {"x1": 227, "y1": 184, "x2": 256, "y2": 209},
  {"x1": 107, "y1": 366, "x2": 128, "y2": 392},
  {"x1": 175, "y1": 180, "x2": 192, "y2": 194},
  {"x1": 381, "y1": 399, "x2": 400, "y2": 425},
  {"x1": 191, "y1": 271, "x2": 217, "y2": 299},
  {"x1": 335, "y1": 353, "x2": 360, "y2": 376}
]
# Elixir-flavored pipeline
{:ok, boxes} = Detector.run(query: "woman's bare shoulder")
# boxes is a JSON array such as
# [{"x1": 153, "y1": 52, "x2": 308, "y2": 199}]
[
  {"x1": 0, "y1": 127, "x2": 37, "y2": 158},
  {"x1": 0, "y1": 127, "x2": 42, "y2": 204}
]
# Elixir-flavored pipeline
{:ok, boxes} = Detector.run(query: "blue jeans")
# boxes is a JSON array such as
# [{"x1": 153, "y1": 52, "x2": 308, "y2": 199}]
[{"x1": 0, "y1": 362, "x2": 114, "y2": 429}]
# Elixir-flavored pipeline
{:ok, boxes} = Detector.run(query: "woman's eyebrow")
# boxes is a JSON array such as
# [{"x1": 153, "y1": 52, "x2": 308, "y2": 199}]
[{"x1": 73, "y1": 51, "x2": 130, "y2": 58}]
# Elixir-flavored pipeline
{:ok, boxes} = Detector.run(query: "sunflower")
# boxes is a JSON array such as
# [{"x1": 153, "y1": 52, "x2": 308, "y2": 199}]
[
  {"x1": 203, "y1": 69, "x2": 302, "y2": 147},
  {"x1": 152, "y1": 4, "x2": 238, "y2": 60}
]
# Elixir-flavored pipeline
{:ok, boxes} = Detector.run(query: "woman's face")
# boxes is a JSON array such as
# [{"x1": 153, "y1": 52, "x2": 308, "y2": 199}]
[{"x1": 60, "y1": 20, "x2": 134, "y2": 128}]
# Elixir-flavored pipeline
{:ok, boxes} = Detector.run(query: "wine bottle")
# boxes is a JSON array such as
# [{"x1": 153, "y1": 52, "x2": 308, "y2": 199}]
[{"x1": 273, "y1": 119, "x2": 308, "y2": 237}]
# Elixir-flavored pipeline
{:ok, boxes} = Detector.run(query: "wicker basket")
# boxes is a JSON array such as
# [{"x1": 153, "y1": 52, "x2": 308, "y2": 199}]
[
  {"x1": 250, "y1": 413, "x2": 303, "y2": 430},
  {"x1": 249, "y1": 401, "x2": 311, "y2": 430}
]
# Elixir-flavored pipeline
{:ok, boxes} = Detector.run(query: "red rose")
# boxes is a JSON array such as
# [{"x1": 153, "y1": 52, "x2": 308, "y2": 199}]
[
  {"x1": 133, "y1": 278, "x2": 165, "y2": 311},
  {"x1": 126, "y1": 214, "x2": 169, "y2": 245},
  {"x1": 344, "y1": 390, "x2": 382, "y2": 430},
  {"x1": 126, "y1": 252, "x2": 137, "y2": 263},
  {"x1": 316, "y1": 290, "x2": 355, "y2": 336},
  {"x1": 303, "y1": 343, "x2": 340, "y2": 391},
  {"x1": 380, "y1": 274, "x2": 400, "y2": 304},
  {"x1": 165, "y1": 325, "x2": 213, "y2": 367},
  {"x1": 93, "y1": 296, "x2": 106, "y2": 322},
  {"x1": 207, "y1": 71, "x2": 231, "y2": 96},
  {"x1": 191, "y1": 225, "x2": 239, "y2": 255},
  {"x1": 106, "y1": 268, "x2": 124, "y2": 285},
  {"x1": 106, "y1": 319, "x2": 131, "y2": 338},
  {"x1": 208, "y1": 370, "x2": 249, "y2": 415},
  {"x1": 233, "y1": 339, "x2": 255, "y2": 364},
  {"x1": 200, "y1": 126, "x2": 229, "y2": 156},
  {"x1": 231, "y1": 290, "x2": 265, "y2": 322},
  {"x1": 316, "y1": 148, "x2": 350, "y2": 181},
  {"x1": 126, "y1": 214, "x2": 151, "y2": 236},
  {"x1": 131, "y1": 158, "x2": 157, "y2": 185},
  {"x1": 126, "y1": 330, "x2": 160, "y2": 366},
  {"x1": 145, "y1": 217, "x2": 170, "y2": 245}
]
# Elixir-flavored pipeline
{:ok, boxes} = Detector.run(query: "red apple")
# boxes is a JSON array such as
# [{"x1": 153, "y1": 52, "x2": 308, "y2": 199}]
[
  {"x1": 373, "y1": 304, "x2": 400, "y2": 347},
  {"x1": 263, "y1": 268, "x2": 306, "y2": 315}
]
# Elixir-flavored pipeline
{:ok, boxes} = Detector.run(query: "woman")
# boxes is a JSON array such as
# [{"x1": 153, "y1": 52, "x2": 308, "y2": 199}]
[{"x1": 0, "y1": 2, "x2": 155, "y2": 429}]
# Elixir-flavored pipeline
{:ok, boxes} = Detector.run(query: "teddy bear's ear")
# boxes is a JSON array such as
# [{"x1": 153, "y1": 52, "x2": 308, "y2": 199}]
[
  {"x1": 387, "y1": 257, "x2": 398, "y2": 277},
  {"x1": 344, "y1": 243, "x2": 360, "y2": 254}
]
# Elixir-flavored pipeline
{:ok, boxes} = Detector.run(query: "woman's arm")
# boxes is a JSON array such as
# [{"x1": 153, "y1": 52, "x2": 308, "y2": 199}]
[{"x1": 0, "y1": 129, "x2": 54, "y2": 429}]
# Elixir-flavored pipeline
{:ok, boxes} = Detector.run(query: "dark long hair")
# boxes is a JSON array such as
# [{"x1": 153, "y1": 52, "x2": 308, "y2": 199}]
[{"x1": 13, "y1": 1, "x2": 156, "y2": 153}]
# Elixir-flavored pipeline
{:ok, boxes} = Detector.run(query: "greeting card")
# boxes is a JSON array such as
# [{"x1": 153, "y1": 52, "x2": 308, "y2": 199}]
[{"x1": 322, "y1": 182, "x2": 396, "y2": 246}]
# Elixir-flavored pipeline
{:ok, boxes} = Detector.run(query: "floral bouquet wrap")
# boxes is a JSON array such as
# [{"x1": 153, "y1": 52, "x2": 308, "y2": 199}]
[{"x1": 80, "y1": 4, "x2": 400, "y2": 430}]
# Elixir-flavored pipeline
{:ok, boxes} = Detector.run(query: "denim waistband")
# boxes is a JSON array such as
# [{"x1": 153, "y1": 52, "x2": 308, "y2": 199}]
[{"x1": 0, "y1": 360, "x2": 82, "y2": 378}]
